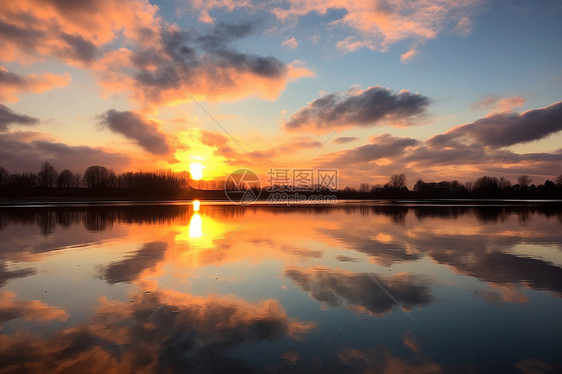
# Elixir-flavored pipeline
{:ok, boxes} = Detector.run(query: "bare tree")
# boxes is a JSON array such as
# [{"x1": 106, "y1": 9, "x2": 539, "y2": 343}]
[
  {"x1": 556, "y1": 174, "x2": 562, "y2": 187},
  {"x1": 83, "y1": 165, "x2": 111, "y2": 188},
  {"x1": 0, "y1": 167, "x2": 8, "y2": 187},
  {"x1": 359, "y1": 183, "x2": 370, "y2": 193},
  {"x1": 498, "y1": 177, "x2": 512, "y2": 191},
  {"x1": 38, "y1": 162, "x2": 58, "y2": 187},
  {"x1": 389, "y1": 173, "x2": 407, "y2": 189},
  {"x1": 518, "y1": 175, "x2": 532, "y2": 188},
  {"x1": 57, "y1": 169, "x2": 80, "y2": 188}
]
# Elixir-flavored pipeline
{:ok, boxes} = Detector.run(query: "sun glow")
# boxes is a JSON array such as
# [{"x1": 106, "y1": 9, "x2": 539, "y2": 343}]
[
  {"x1": 189, "y1": 213, "x2": 202, "y2": 238},
  {"x1": 172, "y1": 129, "x2": 233, "y2": 181},
  {"x1": 190, "y1": 162, "x2": 204, "y2": 180}
]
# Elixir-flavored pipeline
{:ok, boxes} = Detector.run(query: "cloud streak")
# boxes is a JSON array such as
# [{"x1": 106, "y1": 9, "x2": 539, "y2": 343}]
[
  {"x1": 0, "y1": 104, "x2": 38, "y2": 131},
  {"x1": 285, "y1": 86, "x2": 430, "y2": 132},
  {"x1": 100, "y1": 110, "x2": 170, "y2": 155},
  {"x1": 0, "y1": 67, "x2": 71, "y2": 102},
  {"x1": 430, "y1": 101, "x2": 562, "y2": 148}
]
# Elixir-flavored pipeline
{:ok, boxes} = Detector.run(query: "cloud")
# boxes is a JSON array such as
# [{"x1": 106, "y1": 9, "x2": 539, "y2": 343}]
[
  {"x1": 1, "y1": 3, "x2": 312, "y2": 106},
  {"x1": 400, "y1": 47, "x2": 418, "y2": 63},
  {"x1": 100, "y1": 110, "x2": 170, "y2": 155},
  {"x1": 333, "y1": 136, "x2": 359, "y2": 144},
  {"x1": 322, "y1": 134, "x2": 419, "y2": 165},
  {"x1": 95, "y1": 22, "x2": 313, "y2": 107},
  {"x1": 100, "y1": 241, "x2": 167, "y2": 284},
  {"x1": 430, "y1": 101, "x2": 562, "y2": 148},
  {"x1": 0, "y1": 104, "x2": 39, "y2": 131},
  {"x1": 0, "y1": 290, "x2": 314, "y2": 372},
  {"x1": 0, "y1": 263, "x2": 36, "y2": 288},
  {"x1": 0, "y1": 66, "x2": 71, "y2": 102},
  {"x1": 270, "y1": 0, "x2": 479, "y2": 52},
  {"x1": 453, "y1": 16, "x2": 472, "y2": 36},
  {"x1": 282, "y1": 37, "x2": 298, "y2": 49},
  {"x1": 0, "y1": 0, "x2": 160, "y2": 64},
  {"x1": 472, "y1": 94, "x2": 526, "y2": 113},
  {"x1": 0, "y1": 291, "x2": 68, "y2": 323},
  {"x1": 284, "y1": 86, "x2": 430, "y2": 132},
  {"x1": 0, "y1": 132, "x2": 130, "y2": 172},
  {"x1": 286, "y1": 266, "x2": 432, "y2": 316}
]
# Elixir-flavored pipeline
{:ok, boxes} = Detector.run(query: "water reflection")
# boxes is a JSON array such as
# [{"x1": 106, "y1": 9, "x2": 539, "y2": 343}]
[{"x1": 0, "y1": 203, "x2": 561, "y2": 372}]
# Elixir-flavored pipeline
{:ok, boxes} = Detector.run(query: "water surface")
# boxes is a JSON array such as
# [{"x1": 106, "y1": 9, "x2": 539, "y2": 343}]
[{"x1": 1, "y1": 203, "x2": 561, "y2": 373}]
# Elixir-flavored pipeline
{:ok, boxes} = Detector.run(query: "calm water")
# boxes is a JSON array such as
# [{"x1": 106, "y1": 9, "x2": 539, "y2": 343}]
[{"x1": 0, "y1": 202, "x2": 561, "y2": 373}]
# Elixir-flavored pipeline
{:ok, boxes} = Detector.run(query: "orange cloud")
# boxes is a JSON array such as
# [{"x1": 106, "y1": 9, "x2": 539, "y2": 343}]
[
  {"x1": 271, "y1": 0, "x2": 478, "y2": 51},
  {"x1": 282, "y1": 37, "x2": 299, "y2": 49},
  {"x1": 0, "y1": 0, "x2": 160, "y2": 64},
  {"x1": 0, "y1": 290, "x2": 314, "y2": 372},
  {"x1": 472, "y1": 94, "x2": 526, "y2": 114},
  {"x1": 400, "y1": 47, "x2": 418, "y2": 64},
  {"x1": 0, "y1": 67, "x2": 71, "y2": 102},
  {"x1": 0, "y1": 291, "x2": 68, "y2": 324}
]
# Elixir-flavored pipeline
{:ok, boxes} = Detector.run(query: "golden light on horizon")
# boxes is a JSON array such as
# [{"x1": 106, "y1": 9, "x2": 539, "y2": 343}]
[{"x1": 172, "y1": 129, "x2": 233, "y2": 181}]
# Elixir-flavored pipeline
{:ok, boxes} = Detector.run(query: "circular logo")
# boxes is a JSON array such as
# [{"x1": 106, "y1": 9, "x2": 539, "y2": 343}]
[{"x1": 224, "y1": 169, "x2": 261, "y2": 204}]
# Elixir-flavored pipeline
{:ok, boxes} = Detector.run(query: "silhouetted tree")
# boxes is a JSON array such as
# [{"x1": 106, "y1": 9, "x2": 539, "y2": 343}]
[
  {"x1": 518, "y1": 175, "x2": 532, "y2": 188},
  {"x1": 498, "y1": 177, "x2": 512, "y2": 191},
  {"x1": 37, "y1": 162, "x2": 58, "y2": 188},
  {"x1": 0, "y1": 167, "x2": 8, "y2": 187},
  {"x1": 556, "y1": 174, "x2": 562, "y2": 187},
  {"x1": 413, "y1": 179, "x2": 424, "y2": 192},
  {"x1": 83, "y1": 165, "x2": 111, "y2": 188},
  {"x1": 473, "y1": 176, "x2": 500, "y2": 196},
  {"x1": 57, "y1": 169, "x2": 80, "y2": 188},
  {"x1": 359, "y1": 183, "x2": 370, "y2": 193},
  {"x1": 8, "y1": 172, "x2": 37, "y2": 187},
  {"x1": 389, "y1": 173, "x2": 407, "y2": 189}
]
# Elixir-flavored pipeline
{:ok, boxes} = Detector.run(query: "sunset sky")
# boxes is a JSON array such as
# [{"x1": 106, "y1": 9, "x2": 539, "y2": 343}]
[{"x1": 1, "y1": 0, "x2": 561, "y2": 187}]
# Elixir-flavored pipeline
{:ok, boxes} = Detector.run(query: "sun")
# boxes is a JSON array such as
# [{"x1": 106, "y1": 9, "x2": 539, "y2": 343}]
[{"x1": 190, "y1": 161, "x2": 204, "y2": 180}]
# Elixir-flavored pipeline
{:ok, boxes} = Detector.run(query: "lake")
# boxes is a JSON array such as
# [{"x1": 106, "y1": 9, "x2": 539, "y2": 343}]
[{"x1": 0, "y1": 202, "x2": 561, "y2": 373}]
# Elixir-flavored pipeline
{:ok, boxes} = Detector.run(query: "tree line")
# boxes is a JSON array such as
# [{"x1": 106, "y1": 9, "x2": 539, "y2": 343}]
[
  {"x1": 0, "y1": 162, "x2": 190, "y2": 192},
  {"x1": 345, "y1": 173, "x2": 562, "y2": 199}
]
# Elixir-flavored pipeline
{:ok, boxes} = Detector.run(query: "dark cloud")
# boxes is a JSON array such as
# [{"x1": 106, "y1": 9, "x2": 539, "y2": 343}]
[
  {"x1": 285, "y1": 267, "x2": 432, "y2": 315},
  {"x1": 430, "y1": 101, "x2": 562, "y2": 148},
  {"x1": 284, "y1": 86, "x2": 430, "y2": 131},
  {"x1": 59, "y1": 33, "x2": 99, "y2": 63},
  {"x1": 0, "y1": 263, "x2": 36, "y2": 288},
  {"x1": 101, "y1": 241, "x2": 167, "y2": 284},
  {"x1": 0, "y1": 69, "x2": 25, "y2": 85},
  {"x1": 45, "y1": 0, "x2": 100, "y2": 16},
  {"x1": 0, "y1": 104, "x2": 39, "y2": 131},
  {"x1": 0, "y1": 18, "x2": 43, "y2": 54},
  {"x1": 100, "y1": 110, "x2": 170, "y2": 155},
  {"x1": 323, "y1": 134, "x2": 419, "y2": 165},
  {"x1": 0, "y1": 132, "x2": 130, "y2": 172},
  {"x1": 333, "y1": 136, "x2": 359, "y2": 144},
  {"x1": 121, "y1": 22, "x2": 297, "y2": 105},
  {"x1": 0, "y1": 290, "x2": 312, "y2": 373},
  {"x1": 195, "y1": 22, "x2": 286, "y2": 78}
]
